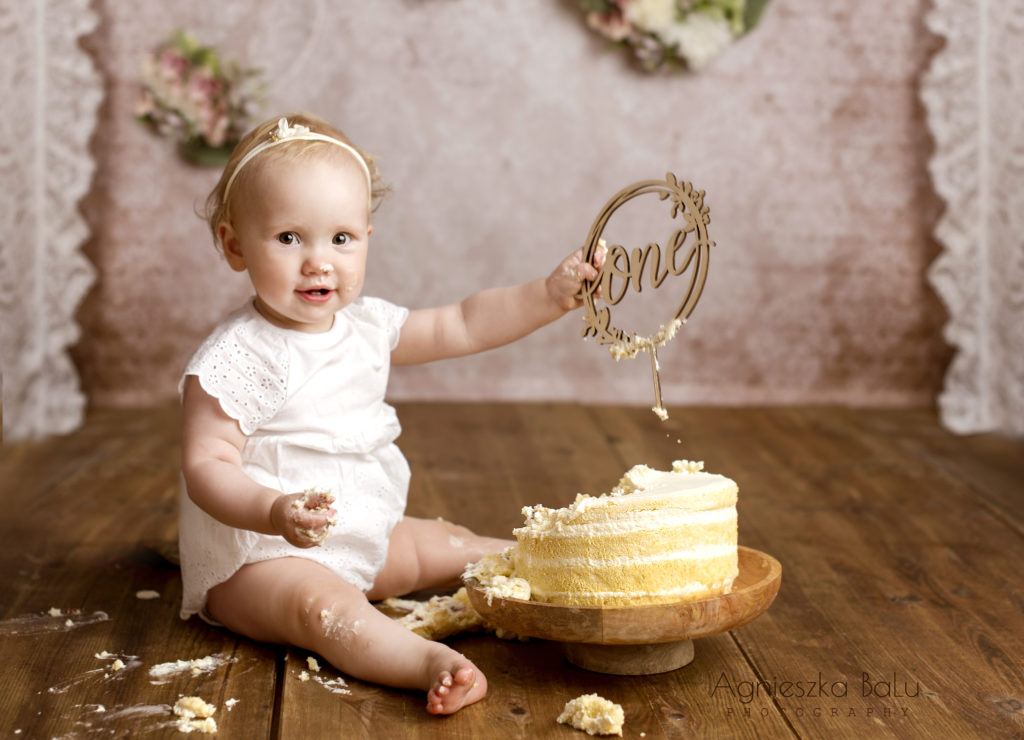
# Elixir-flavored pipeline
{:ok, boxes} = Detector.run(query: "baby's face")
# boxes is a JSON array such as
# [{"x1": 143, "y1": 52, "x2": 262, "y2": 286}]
[{"x1": 223, "y1": 153, "x2": 372, "y2": 332}]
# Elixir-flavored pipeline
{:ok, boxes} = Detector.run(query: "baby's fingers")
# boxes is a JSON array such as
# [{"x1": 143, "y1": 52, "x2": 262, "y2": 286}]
[
  {"x1": 577, "y1": 258, "x2": 601, "y2": 283},
  {"x1": 303, "y1": 488, "x2": 335, "y2": 511},
  {"x1": 294, "y1": 505, "x2": 337, "y2": 529},
  {"x1": 576, "y1": 241, "x2": 606, "y2": 286},
  {"x1": 592, "y1": 239, "x2": 608, "y2": 270},
  {"x1": 294, "y1": 509, "x2": 336, "y2": 547}
]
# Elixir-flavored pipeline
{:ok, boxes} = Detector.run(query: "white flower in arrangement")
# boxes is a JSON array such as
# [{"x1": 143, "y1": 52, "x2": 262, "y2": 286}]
[
  {"x1": 659, "y1": 11, "x2": 735, "y2": 70},
  {"x1": 624, "y1": 0, "x2": 678, "y2": 35},
  {"x1": 579, "y1": 0, "x2": 770, "y2": 73}
]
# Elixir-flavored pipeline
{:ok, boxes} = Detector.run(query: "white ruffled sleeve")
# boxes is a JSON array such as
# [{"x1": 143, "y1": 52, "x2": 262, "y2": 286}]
[
  {"x1": 354, "y1": 296, "x2": 409, "y2": 350},
  {"x1": 180, "y1": 311, "x2": 289, "y2": 436}
]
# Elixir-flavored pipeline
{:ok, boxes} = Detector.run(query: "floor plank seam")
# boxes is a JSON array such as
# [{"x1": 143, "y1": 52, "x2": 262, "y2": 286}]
[
  {"x1": 270, "y1": 647, "x2": 286, "y2": 740},
  {"x1": 967, "y1": 495, "x2": 1024, "y2": 542},
  {"x1": 729, "y1": 631, "x2": 803, "y2": 739}
]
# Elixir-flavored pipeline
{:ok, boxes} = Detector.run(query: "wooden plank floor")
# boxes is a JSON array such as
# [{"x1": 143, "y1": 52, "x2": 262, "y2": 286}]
[{"x1": 1, "y1": 403, "x2": 1022, "y2": 738}]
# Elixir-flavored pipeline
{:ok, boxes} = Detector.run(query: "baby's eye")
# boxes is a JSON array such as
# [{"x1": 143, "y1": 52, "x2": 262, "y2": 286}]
[
  {"x1": 332, "y1": 233, "x2": 350, "y2": 246},
  {"x1": 277, "y1": 232, "x2": 298, "y2": 246}
]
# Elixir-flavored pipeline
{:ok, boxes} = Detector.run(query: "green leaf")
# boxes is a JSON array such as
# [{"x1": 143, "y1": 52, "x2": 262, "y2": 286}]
[{"x1": 743, "y1": 0, "x2": 771, "y2": 32}]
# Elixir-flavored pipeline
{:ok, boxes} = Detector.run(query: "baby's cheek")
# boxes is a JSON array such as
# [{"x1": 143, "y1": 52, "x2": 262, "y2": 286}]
[{"x1": 337, "y1": 276, "x2": 365, "y2": 305}]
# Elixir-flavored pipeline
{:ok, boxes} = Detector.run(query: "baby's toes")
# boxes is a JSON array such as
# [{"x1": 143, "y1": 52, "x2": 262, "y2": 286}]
[
  {"x1": 452, "y1": 666, "x2": 476, "y2": 688},
  {"x1": 426, "y1": 671, "x2": 451, "y2": 708}
]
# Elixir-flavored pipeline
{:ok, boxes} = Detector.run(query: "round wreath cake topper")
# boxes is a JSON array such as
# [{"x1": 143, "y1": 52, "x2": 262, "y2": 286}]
[{"x1": 580, "y1": 173, "x2": 714, "y2": 419}]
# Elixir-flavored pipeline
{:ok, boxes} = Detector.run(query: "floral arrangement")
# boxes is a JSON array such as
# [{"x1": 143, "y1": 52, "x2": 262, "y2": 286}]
[
  {"x1": 579, "y1": 0, "x2": 771, "y2": 72},
  {"x1": 136, "y1": 31, "x2": 263, "y2": 165}
]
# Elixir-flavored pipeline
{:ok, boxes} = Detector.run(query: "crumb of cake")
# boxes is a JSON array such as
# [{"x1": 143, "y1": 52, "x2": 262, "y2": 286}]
[
  {"x1": 608, "y1": 318, "x2": 682, "y2": 361},
  {"x1": 149, "y1": 655, "x2": 229, "y2": 683},
  {"x1": 462, "y1": 548, "x2": 515, "y2": 581},
  {"x1": 173, "y1": 696, "x2": 217, "y2": 734},
  {"x1": 557, "y1": 694, "x2": 624, "y2": 736},
  {"x1": 481, "y1": 575, "x2": 531, "y2": 605},
  {"x1": 293, "y1": 487, "x2": 335, "y2": 546},
  {"x1": 319, "y1": 609, "x2": 363, "y2": 642},
  {"x1": 48, "y1": 607, "x2": 63, "y2": 617},
  {"x1": 516, "y1": 492, "x2": 605, "y2": 535},
  {"x1": 295, "y1": 525, "x2": 332, "y2": 546},
  {"x1": 381, "y1": 576, "x2": 529, "y2": 641},
  {"x1": 136, "y1": 589, "x2": 161, "y2": 600},
  {"x1": 315, "y1": 676, "x2": 351, "y2": 695},
  {"x1": 382, "y1": 587, "x2": 484, "y2": 640},
  {"x1": 461, "y1": 554, "x2": 533, "y2": 639},
  {"x1": 297, "y1": 665, "x2": 350, "y2": 694},
  {"x1": 293, "y1": 486, "x2": 333, "y2": 509},
  {"x1": 175, "y1": 696, "x2": 215, "y2": 717},
  {"x1": 652, "y1": 405, "x2": 669, "y2": 421},
  {"x1": 224, "y1": 698, "x2": 239, "y2": 710}
]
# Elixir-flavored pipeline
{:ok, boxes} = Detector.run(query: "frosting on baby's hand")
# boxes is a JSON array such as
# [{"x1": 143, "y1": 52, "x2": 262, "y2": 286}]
[{"x1": 278, "y1": 487, "x2": 337, "y2": 547}]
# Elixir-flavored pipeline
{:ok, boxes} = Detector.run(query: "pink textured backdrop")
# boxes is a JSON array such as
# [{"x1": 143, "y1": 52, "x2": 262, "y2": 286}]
[{"x1": 74, "y1": 0, "x2": 949, "y2": 409}]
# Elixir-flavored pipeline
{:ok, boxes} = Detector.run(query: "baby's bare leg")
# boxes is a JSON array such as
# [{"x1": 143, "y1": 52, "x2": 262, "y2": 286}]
[
  {"x1": 367, "y1": 516, "x2": 513, "y2": 599},
  {"x1": 206, "y1": 557, "x2": 487, "y2": 714}
]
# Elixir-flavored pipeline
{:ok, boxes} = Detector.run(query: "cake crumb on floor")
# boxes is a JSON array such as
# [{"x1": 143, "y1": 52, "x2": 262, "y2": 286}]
[
  {"x1": 557, "y1": 693, "x2": 624, "y2": 736},
  {"x1": 173, "y1": 696, "x2": 217, "y2": 734},
  {"x1": 379, "y1": 587, "x2": 484, "y2": 640}
]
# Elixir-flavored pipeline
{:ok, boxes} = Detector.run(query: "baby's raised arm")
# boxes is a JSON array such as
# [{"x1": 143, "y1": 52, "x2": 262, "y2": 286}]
[
  {"x1": 392, "y1": 246, "x2": 603, "y2": 366},
  {"x1": 181, "y1": 378, "x2": 336, "y2": 547}
]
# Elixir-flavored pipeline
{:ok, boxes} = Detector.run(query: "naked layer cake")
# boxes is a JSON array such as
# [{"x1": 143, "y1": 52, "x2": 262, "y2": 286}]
[{"x1": 501, "y1": 460, "x2": 738, "y2": 607}]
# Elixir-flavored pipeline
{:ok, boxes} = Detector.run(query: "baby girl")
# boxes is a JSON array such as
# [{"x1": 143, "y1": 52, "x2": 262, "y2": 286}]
[{"x1": 179, "y1": 112, "x2": 602, "y2": 714}]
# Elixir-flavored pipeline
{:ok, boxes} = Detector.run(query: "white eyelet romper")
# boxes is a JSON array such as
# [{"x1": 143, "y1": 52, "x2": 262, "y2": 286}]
[{"x1": 177, "y1": 296, "x2": 410, "y2": 620}]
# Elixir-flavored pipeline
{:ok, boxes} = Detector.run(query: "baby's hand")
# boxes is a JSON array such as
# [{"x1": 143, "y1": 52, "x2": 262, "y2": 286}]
[
  {"x1": 271, "y1": 488, "x2": 337, "y2": 548},
  {"x1": 546, "y1": 242, "x2": 607, "y2": 311}
]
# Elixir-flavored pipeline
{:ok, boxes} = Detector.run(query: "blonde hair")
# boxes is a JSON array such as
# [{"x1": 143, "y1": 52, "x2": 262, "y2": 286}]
[{"x1": 203, "y1": 112, "x2": 389, "y2": 248}]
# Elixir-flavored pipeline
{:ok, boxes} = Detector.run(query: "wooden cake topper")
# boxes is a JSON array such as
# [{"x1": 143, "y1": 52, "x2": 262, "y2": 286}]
[{"x1": 580, "y1": 173, "x2": 713, "y2": 419}]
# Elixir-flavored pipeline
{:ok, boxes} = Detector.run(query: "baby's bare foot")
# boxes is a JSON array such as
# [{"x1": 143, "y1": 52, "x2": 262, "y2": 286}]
[{"x1": 425, "y1": 660, "x2": 487, "y2": 715}]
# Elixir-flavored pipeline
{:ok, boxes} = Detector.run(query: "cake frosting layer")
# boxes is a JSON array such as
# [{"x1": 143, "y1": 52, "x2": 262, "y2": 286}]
[{"x1": 510, "y1": 460, "x2": 738, "y2": 607}]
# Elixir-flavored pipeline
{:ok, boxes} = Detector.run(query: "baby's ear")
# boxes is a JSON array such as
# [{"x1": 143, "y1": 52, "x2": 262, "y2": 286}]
[{"x1": 218, "y1": 222, "x2": 246, "y2": 272}]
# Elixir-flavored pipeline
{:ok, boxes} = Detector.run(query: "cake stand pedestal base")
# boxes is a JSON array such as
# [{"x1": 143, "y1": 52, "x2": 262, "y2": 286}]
[{"x1": 562, "y1": 639, "x2": 694, "y2": 675}]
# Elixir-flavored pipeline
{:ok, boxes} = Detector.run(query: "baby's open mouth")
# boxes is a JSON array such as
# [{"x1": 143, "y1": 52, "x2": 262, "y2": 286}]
[{"x1": 298, "y1": 288, "x2": 334, "y2": 302}]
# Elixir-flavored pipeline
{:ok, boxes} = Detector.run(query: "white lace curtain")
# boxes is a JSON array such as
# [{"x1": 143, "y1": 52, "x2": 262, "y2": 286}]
[
  {"x1": 922, "y1": 0, "x2": 1024, "y2": 436},
  {"x1": 0, "y1": 0, "x2": 101, "y2": 440}
]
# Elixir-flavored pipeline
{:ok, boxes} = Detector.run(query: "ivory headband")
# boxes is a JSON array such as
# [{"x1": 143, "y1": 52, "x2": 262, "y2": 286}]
[{"x1": 222, "y1": 117, "x2": 373, "y2": 208}]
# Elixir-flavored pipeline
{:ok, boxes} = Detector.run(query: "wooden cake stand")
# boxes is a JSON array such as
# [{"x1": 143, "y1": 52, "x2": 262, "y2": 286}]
[{"x1": 463, "y1": 546, "x2": 781, "y2": 675}]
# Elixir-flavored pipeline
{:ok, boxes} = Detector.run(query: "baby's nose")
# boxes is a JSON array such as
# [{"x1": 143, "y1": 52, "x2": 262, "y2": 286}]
[{"x1": 301, "y1": 246, "x2": 334, "y2": 275}]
